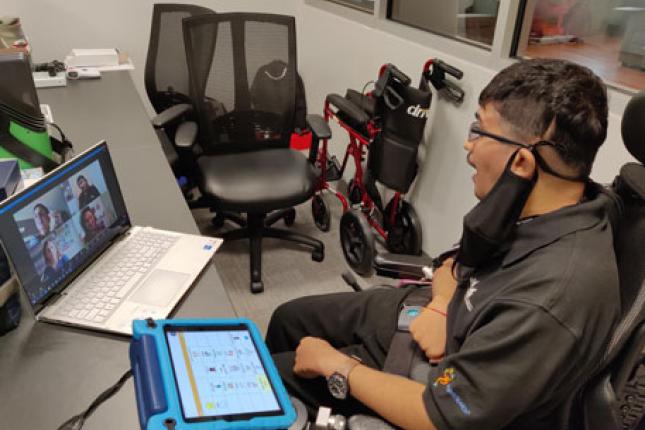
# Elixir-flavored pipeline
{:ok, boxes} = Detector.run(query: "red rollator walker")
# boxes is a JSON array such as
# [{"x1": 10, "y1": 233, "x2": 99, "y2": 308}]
[{"x1": 308, "y1": 59, "x2": 465, "y2": 275}]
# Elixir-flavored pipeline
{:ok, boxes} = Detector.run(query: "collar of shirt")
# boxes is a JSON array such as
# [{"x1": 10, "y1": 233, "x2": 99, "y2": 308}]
[{"x1": 501, "y1": 183, "x2": 618, "y2": 268}]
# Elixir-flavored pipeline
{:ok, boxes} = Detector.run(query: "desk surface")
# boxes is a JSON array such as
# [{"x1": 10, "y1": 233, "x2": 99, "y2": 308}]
[{"x1": 0, "y1": 71, "x2": 236, "y2": 429}]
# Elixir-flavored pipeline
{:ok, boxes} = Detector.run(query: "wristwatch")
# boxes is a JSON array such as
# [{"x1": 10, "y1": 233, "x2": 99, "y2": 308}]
[{"x1": 327, "y1": 354, "x2": 362, "y2": 400}]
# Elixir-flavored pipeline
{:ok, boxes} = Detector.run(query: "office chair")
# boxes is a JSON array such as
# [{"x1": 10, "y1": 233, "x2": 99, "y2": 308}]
[
  {"x1": 144, "y1": 3, "x2": 214, "y2": 185},
  {"x1": 182, "y1": 13, "x2": 326, "y2": 293}
]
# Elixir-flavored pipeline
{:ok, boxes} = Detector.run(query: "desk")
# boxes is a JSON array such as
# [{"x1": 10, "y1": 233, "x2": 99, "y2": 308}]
[{"x1": 0, "y1": 71, "x2": 236, "y2": 429}]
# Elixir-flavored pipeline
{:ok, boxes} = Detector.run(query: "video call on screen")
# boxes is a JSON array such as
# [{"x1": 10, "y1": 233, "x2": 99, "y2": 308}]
[{"x1": 13, "y1": 160, "x2": 118, "y2": 304}]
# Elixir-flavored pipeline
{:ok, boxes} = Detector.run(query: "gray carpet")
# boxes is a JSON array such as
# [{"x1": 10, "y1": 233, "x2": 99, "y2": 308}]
[{"x1": 191, "y1": 193, "x2": 390, "y2": 335}]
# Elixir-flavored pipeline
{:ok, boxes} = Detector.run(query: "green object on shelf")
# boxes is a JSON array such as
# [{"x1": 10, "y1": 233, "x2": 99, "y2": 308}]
[{"x1": 0, "y1": 120, "x2": 53, "y2": 169}]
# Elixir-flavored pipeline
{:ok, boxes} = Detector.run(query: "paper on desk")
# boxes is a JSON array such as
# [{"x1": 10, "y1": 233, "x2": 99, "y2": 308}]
[{"x1": 93, "y1": 58, "x2": 135, "y2": 71}]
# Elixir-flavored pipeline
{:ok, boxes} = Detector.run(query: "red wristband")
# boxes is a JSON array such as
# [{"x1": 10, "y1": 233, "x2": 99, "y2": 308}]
[{"x1": 425, "y1": 306, "x2": 447, "y2": 317}]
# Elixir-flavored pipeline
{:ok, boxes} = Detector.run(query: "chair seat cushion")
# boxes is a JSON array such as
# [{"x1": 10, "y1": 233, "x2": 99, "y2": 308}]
[{"x1": 198, "y1": 148, "x2": 317, "y2": 213}]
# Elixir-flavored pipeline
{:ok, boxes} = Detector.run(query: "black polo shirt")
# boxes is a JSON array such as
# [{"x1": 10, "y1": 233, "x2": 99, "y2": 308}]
[{"x1": 423, "y1": 185, "x2": 621, "y2": 430}]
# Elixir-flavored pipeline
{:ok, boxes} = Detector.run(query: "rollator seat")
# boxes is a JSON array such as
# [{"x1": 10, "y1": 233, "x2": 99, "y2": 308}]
[{"x1": 198, "y1": 148, "x2": 317, "y2": 213}]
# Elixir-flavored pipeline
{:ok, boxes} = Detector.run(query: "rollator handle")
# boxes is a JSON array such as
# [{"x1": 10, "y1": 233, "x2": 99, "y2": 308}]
[{"x1": 433, "y1": 59, "x2": 463, "y2": 80}]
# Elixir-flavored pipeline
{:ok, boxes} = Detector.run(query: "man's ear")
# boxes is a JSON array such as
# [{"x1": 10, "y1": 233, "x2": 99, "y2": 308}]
[{"x1": 511, "y1": 147, "x2": 536, "y2": 179}]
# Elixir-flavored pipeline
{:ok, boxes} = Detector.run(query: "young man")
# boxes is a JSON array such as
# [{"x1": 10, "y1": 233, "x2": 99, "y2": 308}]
[{"x1": 265, "y1": 59, "x2": 621, "y2": 430}]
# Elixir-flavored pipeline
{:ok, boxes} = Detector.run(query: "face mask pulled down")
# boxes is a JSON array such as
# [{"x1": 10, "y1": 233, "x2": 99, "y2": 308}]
[{"x1": 455, "y1": 150, "x2": 536, "y2": 271}]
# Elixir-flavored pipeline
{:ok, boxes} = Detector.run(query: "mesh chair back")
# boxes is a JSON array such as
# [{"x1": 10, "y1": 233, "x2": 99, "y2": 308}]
[
  {"x1": 183, "y1": 13, "x2": 297, "y2": 154},
  {"x1": 144, "y1": 3, "x2": 214, "y2": 114}
]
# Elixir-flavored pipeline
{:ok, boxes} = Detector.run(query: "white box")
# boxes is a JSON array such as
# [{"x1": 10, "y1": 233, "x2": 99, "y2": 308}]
[
  {"x1": 66, "y1": 49, "x2": 119, "y2": 67},
  {"x1": 33, "y1": 71, "x2": 67, "y2": 88}
]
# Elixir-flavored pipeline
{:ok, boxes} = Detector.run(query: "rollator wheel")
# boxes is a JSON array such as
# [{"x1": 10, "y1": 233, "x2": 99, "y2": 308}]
[
  {"x1": 284, "y1": 208, "x2": 296, "y2": 226},
  {"x1": 311, "y1": 194, "x2": 331, "y2": 232},
  {"x1": 340, "y1": 209, "x2": 375, "y2": 276},
  {"x1": 348, "y1": 179, "x2": 363, "y2": 205},
  {"x1": 384, "y1": 200, "x2": 422, "y2": 255}
]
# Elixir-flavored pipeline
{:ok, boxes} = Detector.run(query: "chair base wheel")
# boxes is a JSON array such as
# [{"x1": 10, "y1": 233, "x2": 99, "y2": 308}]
[
  {"x1": 312, "y1": 249, "x2": 325, "y2": 262},
  {"x1": 250, "y1": 281, "x2": 264, "y2": 294},
  {"x1": 211, "y1": 213, "x2": 225, "y2": 229}
]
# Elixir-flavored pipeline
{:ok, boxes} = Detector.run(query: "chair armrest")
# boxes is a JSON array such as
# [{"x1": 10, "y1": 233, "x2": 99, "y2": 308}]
[
  {"x1": 326, "y1": 93, "x2": 371, "y2": 125},
  {"x1": 175, "y1": 121, "x2": 198, "y2": 148},
  {"x1": 151, "y1": 104, "x2": 193, "y2": 128},
  {"x1": 306, "y1": 114, "x2": 331, "y2": 164},
  {"x1": 374, "y1": 252, "x2": 433, "y2": 279}
]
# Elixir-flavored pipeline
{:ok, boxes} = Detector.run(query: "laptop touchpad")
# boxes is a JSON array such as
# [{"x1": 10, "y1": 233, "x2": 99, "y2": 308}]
[{"x1": 129, "y1": 269, "x2": 190, "y2": 307}]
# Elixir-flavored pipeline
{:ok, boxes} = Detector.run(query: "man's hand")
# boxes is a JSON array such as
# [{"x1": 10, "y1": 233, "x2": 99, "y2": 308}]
[
  {"x1": 410, "y1": 258, "x2": 457, "y2": 361},
  {"x1": 293, "y1": 336, "x2": 355, "y2": 379},
  {"x1": 430, "y1": 257, "x2": 458, "y2": 303}
]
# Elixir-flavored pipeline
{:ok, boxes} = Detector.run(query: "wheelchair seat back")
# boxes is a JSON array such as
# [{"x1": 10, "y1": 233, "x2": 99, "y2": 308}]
[{"x1": 581, "y1": 91, "x2": 645, "y2": 430}]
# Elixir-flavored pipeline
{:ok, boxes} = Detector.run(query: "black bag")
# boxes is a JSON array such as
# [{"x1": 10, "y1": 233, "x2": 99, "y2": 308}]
[{"x1": 250, "y1": 60, "x2": 307, "y2": 131}]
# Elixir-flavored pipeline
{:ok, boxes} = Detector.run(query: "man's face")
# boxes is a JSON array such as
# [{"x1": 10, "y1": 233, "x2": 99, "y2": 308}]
[
  {"x1": 84, "y1": 210, "x2": 97, "y2": 230},
  {"x1": 78, "y1": 177, "x2": 88, "y2": 191},
  {"x1": 34, "y1": 206, "x2": 51, "y2": 235},
  {"x1": 463, "y1": 104, "x2": 520, "y2": 200}
]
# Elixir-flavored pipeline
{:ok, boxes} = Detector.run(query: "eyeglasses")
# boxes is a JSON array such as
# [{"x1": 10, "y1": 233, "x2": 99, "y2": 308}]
[
  {"x1": 468, "y1": 121, "x2": 584, "y2": 181},
  {"x1": 468, "y1": 121, "x2": 567, "y2": 154}
]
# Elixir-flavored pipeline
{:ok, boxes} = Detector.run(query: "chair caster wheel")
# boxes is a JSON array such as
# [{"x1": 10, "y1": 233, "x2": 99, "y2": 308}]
[
  {"x1": 250, "y1": 281, "x2": 264, "y2": 294},
  {"x1": 311, "y1": 249, "x2": 325, "y2": 262},
  {"x1": 284, "y1": 208, "x2": 296, "y2": 226},
  {"x1": 211, "y1": 213, "x2": 225, "y2": 229}
]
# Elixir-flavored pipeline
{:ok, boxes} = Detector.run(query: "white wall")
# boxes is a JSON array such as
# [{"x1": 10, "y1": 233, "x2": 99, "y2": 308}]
[{"x1": 5, "y1": 0, "x2": 638, "y2": 257}]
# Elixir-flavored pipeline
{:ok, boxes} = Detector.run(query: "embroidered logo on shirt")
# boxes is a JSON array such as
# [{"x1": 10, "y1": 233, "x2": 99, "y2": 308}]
[
  {"x1": 433, "y1": 367, "x2": 455, "y2": 386},
  {"x1": 464, "y1": 277, "x2": 479, "y2": 312},
  {"x1": 433, "y1": 367, "x2": 471, "y2": 416}
]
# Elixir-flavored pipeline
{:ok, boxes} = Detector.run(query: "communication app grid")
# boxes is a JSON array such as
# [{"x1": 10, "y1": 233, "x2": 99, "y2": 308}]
[
  {"x1": 166, "y1": 329, "x2": 282, "y2": 420},
  {"x1": 12, "y1": 159, "x2": 117, "y2": 303}
]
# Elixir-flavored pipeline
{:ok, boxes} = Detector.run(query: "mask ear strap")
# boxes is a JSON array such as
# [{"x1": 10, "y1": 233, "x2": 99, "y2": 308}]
[
  {"x1": 505, "y1": 147, "x2": 538, "y2": 183},
  {"x1": 531, "y1": 142, "x2": 588, "y2": 182}
]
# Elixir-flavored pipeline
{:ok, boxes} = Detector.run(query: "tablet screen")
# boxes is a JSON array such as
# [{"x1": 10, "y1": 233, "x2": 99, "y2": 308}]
[{"x1": 165, "y1": 325, "x2": 284, "y2": 422}]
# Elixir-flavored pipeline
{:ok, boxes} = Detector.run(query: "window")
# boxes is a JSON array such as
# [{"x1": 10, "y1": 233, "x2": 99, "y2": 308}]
[
  {"x1": 325, "y1": 0, "x2": 374, "y2": 13},
  {"x1": 387, "y1": 0, "x2": 501, "y2": 47},
  {"x1": 514, "y1": 0, "x2": 645, "y2": 91}
]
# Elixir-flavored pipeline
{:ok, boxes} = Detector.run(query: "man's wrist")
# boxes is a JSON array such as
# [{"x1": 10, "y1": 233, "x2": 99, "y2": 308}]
[
  {"x1": 429, "y1": 294, "x2": 450, "y2": 310},
  {"x1": 324, "y1": 354, "x2": 362, "y2": 379}
]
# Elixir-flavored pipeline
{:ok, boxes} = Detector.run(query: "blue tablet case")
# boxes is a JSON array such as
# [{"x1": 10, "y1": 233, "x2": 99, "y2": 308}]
[{"x1": 130, "y1": 318, "x2": 296, "y2": 430}]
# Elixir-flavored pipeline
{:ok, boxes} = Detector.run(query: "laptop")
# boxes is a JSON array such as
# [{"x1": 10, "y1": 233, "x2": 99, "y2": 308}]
[{"x1": 0, "y1": 141, "x2": 222, "y2": 335}]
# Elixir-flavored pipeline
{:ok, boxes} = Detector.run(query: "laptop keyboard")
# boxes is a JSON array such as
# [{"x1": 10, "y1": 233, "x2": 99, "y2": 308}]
[{"x1": 56, "y1": 230, "x2": 179, "y2": 324}]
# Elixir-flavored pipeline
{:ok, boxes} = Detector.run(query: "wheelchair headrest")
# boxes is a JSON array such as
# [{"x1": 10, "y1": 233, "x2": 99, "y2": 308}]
[{"x1": 622, "y1": 91, "x2": 645, "y2": 164}]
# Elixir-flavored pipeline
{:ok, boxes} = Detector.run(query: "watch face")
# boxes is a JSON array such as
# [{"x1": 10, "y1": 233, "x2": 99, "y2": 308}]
[{"x1": 327, "y1": 372, "x2": 348, "y2": 400}]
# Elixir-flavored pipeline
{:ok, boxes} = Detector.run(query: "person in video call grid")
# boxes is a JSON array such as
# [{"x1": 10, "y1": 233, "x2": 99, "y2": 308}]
[
  {"x1": 76, "y1": 174, "x2": 101, "y2": 209},
  {"x1": 79, "y1": 206, "x2": 106, "y2": 244},
  {"x1": 40, "y1": 237, "x2": 69, "y2": 284},
  {"x1": 33, "y1": 203, "x2": 52, "y2": 241}
]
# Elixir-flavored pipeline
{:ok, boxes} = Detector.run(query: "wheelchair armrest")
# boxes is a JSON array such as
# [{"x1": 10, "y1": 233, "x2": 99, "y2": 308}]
[
  {"x1": 306, "y1": 114, "x2": 331, "y2": 140},
  {"x1": 348, "y1": 415, "x2": 397, "y2": 430},
  {"x1": 326, "y1": 93, "x2": 371, "y2": 125},
  {"x1": 151, "y1": 103, "x2": 193, "y2": 128},
  {"x1": 374, "y1": 252, "x2": 433, "y2": 280},
  {"x1": 175, "y1": 121, "x2": 198, "y2": 148}
]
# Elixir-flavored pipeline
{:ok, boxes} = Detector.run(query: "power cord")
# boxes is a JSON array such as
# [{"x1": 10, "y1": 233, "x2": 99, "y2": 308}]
[{"x1": 56, "y1": 369, "x2": 132, "y2": 430}]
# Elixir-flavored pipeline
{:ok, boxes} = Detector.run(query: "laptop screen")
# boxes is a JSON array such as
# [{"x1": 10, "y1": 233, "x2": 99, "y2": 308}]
[{"x1": 0, "y1": 142, "x2": 130, "y2": 311}]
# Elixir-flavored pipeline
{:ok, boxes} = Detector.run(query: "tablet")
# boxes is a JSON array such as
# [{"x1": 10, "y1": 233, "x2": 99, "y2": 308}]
[{"x1": 130, "y1": 318, "x2": 296, "y2": 430}]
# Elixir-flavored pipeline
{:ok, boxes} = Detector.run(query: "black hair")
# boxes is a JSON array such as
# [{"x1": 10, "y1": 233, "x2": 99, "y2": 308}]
[
  {"x1": 76, "y1": 175, "x2": 87, "y2": 184},
  {"x1": 34, "y1": 203, "x2": 49, "y2": 214},
  {"x1": 479, "y1": 59, "x2": 608, "y2": 177}
]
